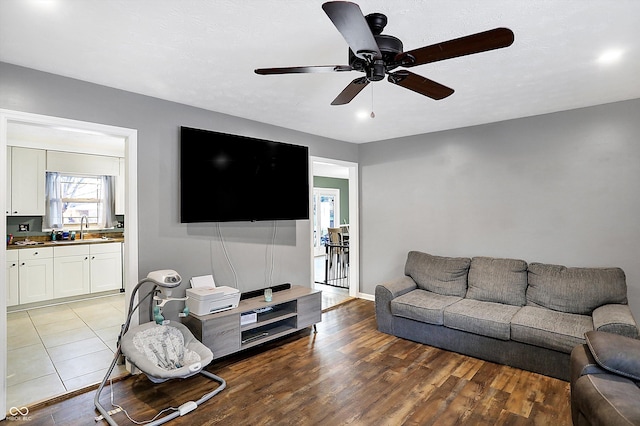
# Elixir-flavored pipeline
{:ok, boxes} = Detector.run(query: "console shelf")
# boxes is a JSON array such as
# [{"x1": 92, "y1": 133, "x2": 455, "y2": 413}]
[{"x1": 184, "y1": 285, "x2": 321, "y2": 359}]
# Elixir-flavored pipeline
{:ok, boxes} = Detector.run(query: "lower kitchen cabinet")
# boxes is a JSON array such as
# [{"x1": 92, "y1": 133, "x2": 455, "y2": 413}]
[
  {"x1": 18, "y1": 247, "x2": 54, "y2": 304},
  {"x1": 53, "y1": 245, "x2": 91, "y2": 298},
  {"x1": 6, "y1": 250, "x2": 19, "y2": 307},
  {"x1": 89, "y1": 243, "x2": 123, "y2": 293},
  {"x1": 9, "y1": 241, "x2": 123, "y2": 306}
]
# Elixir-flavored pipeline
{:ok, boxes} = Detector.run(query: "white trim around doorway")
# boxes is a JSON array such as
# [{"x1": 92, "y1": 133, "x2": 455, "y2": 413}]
[
  {"x1": 310, "y1": 156, "x2": 359, "y2": 299},
  {"x1": 0, "y1": 109, "x2": 138, "y2": 419}
]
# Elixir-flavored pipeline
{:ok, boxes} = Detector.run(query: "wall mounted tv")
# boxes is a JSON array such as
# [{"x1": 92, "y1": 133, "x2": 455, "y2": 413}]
[{"x1": 180, "y1": 126, "x2": 310, "y2": 223}]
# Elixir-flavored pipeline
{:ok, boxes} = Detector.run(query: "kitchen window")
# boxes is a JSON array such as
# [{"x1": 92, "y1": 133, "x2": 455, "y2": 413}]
[{"x1": 44, "y1": 172, "x2": 116, "y2": 230}]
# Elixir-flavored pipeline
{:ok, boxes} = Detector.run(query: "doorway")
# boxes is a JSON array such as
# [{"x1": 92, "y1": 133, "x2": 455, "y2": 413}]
[
  {"x1": 313, "y1": 188, "x2": 340, "y2": 257},
  {"x1": 0, "y1": 110, "x2": 139, "y2": 417},
  {"x1": 311, "y1": 158, "x2": 358, "y2": 310}
]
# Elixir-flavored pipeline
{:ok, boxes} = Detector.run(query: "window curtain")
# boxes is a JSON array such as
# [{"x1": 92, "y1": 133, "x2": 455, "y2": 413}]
[
  {"x1": 101, "y1": 175, "x2": 116, "y2": 228},
  {"x1": 43, "y1": 172, "x2": 63, "y2": 230}
]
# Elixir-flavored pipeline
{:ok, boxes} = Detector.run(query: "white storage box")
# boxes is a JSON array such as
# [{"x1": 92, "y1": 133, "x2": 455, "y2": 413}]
[
  {"x1": 186, "y1": 286, "x2": 240, "y2": 315},
  {"x1": 240, "y1": 312, "x2": 257, "y2": 325}
]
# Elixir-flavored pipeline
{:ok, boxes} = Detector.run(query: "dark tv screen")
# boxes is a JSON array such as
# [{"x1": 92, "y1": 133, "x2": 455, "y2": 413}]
[{"x1": 180, "y1": 126, "x2": 309, "y2": 222}]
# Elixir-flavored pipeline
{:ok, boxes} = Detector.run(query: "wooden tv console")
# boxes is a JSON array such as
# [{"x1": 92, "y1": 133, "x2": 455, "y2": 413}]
[{"x1": 183, "y1": 285, "x2": 321, "y2": 359}]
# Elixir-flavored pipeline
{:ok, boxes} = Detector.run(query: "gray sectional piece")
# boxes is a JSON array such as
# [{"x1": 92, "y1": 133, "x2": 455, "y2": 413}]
[{"x1": 375, "y1": 251, "x2": 639, "y2": 381}]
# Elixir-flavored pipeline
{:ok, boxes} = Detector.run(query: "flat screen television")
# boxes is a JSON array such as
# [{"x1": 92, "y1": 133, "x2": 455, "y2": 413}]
[{"x1": 180, "y1": 126, "x2": 310, "y2": 223}]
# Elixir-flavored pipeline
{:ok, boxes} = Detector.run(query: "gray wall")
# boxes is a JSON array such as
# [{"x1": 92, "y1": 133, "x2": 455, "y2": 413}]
[
  {"x1": 1, "y1": 62, "x2": 358, "y2": 318},
  {"x1": 359, "y1": 98, "x2": 640, "y2": 321},
  {"x1": 3, "y1": 61, "x2": 640, "y2": 322}
]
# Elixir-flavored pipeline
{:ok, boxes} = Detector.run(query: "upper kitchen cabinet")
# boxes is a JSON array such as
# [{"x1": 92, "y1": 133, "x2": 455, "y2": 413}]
[
  {"x1": 7, "y1": 146, "x2": 46, "y2": 216},
  {"x1": 46, "y1": 150, "x2": 119, "y2": 175}
]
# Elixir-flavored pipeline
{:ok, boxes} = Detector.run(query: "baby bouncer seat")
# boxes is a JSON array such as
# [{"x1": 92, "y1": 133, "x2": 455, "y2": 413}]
[{"x1": 95, "y1": 270, "x2": 226, "y2": 425}]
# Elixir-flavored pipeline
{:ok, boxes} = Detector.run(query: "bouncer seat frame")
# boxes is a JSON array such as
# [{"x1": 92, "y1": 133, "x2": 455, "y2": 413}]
[{"x1": 94, "y1": 270, "x2": 226, "y2": 425}]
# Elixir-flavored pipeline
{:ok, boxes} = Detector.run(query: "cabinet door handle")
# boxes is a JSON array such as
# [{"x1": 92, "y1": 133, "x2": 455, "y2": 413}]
[
  {"x1": 34, "y1": 252, "x2": 38, "y2": 255},
  {"x1": 92, "y1": 256, "x2": 95, "y2": 260},
  {"x1": 85, "y1": 257, "x2": 88, "y2": 260},
  {"x1": 21, "y1": 262, "x2": 25, "y2": 266},
  {"x1": 11, "y1": 263, "x2": 16, "y2": 267}
]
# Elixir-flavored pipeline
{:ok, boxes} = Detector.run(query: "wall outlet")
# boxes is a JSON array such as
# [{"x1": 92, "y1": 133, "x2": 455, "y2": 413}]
[{"x1": 18, "y1": 223, "x2": 29, "y2": 232}]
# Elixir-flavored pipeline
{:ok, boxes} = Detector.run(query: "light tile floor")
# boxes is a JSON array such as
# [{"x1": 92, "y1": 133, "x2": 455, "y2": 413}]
[{"x1": 6, "y1": 293, "x2": 128, "y2": 409}]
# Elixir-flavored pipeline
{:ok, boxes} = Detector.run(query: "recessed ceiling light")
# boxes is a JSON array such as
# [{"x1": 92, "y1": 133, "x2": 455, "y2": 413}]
[
  {"x1": 29, "y1": 0, "x2": 58, "y2": 10},
  {"x1": 598, "y1": 49, "x2": 623, "y2": 64}
]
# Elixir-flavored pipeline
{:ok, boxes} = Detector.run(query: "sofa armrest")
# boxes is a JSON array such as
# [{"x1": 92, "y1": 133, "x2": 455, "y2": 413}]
[
  {"x1": 571, "y1": 344, "x2": 609, "y2": 383},
  {"x1": 374, "y1": 276, "x2": 417, "y2": 334},
  {"x1": 592, "y1": 304, "x2": 640, "y2": 339}
]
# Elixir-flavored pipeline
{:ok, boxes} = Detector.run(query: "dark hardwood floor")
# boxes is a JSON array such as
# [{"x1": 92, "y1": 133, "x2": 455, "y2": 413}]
[{"x1": 18, "y1": 299, "x2": 571, "y2": 425}]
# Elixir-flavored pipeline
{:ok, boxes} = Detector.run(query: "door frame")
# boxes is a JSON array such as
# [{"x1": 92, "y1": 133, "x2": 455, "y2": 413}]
[
  {"x1": 310, "y1": 157, "x2": 359, "y2": 299},
  {"x1": 0, "y1": 109, "x2": 139, "y2": 419}
]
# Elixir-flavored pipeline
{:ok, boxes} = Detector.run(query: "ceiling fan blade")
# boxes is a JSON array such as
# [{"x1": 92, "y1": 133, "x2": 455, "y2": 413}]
[
  {"x1": 395, "y1": 27, "x2": 514, "y2": 67},
  {"x1": 331, "y1": 77, "x2": 369, "y2": 105},
  {"x1": 255, "y1": 65, "x2": 352, "y2": 75},
  {"x1": 322, "y1": 1, "x2": 381, "y2": 61},
  {"x1": 388, "y1": 70, "x2": 454, "y2": 100}
]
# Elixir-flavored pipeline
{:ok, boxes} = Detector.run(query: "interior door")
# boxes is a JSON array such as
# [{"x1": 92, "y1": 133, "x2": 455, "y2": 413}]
[{"x1": 313, "y1": 188, "x2": 340, "y2": 256}]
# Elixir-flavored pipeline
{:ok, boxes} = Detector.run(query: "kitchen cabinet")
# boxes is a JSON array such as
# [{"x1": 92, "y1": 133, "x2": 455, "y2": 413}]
[
  {"x1": 46, "y1": 151, "x2": 119, "y2": 176},
  {"x1": 89, "y1": 242, "x2": 123, "y2": 293},
  {"x1": 6, "y1": 250, "x2": 19, "y2": 306},
  {"x1": 53, "y1": 245, "x2": 91, "y2": 298},
  {"x1": 9, "y1": 242, "x2": 123, "y2": 307},
  {"x1": 7, "y1": 146, "x2": 46, "y2": 216},
  {"x1": 18, "y1": 247, "x2": 54, "y2": 304}
]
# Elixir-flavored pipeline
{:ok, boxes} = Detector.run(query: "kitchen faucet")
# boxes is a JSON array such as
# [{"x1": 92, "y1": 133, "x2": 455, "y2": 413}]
[{"x1": 80, "y1": 215, "x2": 89, "y2": 240}]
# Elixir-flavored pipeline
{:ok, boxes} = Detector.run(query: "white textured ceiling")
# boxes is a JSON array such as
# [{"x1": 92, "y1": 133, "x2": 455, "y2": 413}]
[{"x1": 1, "y1": 0, "x2": 639, "y2": 144}]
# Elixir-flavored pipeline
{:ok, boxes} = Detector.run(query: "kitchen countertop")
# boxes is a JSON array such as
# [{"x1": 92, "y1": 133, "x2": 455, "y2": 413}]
[{"x1": 7, "y1": 234, "x2": 124, "y2": 250}]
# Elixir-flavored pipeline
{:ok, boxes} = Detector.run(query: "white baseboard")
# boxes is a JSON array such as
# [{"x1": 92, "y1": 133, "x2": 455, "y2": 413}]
[{"x1": 357, "y1": 292, "x2": 374, "y2": 301}]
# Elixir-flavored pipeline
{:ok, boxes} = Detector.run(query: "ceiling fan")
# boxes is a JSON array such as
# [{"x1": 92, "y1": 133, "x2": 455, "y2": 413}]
[{"x1": 255, "y1": 1, "x2": 514, "y2": 105}]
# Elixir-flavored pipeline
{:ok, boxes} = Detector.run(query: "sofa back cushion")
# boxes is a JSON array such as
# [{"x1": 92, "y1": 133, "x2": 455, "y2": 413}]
[
  {"x1": 527, "y1": 263, "x2": 628, "y2": 314},
  {"x1": 466, "y1": 257, "x2": 528, "y2": 306},
  {"x1": 404, "y1": 251, "x2": 470, "y2": 297}
]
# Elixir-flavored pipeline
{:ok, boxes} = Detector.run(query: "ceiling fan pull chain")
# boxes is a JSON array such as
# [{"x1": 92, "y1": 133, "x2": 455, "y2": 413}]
[{"x1": 370, "y1": 84, "x2": 375, "y2": 118}]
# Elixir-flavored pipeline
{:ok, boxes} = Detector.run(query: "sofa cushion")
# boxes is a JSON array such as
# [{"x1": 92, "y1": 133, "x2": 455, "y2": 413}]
[
  {"x1": 404, "y1": 251, "x2": 471, "y2": 297},
  {"x1": 391, "y1": 289, "x2": 462, "y2": 325},
  {"x1": 585, "y1": 330, "x2": 640, "y2": 382},
  {"x1": 527, "y1": 263, "x2": 628, "y2": 314},
  {"x1": 511, "y1": 306, "x2": 593, "y2": 353},
  {"x1": 466, "y1": 257, "x2": 528, "y2": 306},
  {"x1": 443, "y1": 299, "x2": 521, "y2": 341}
]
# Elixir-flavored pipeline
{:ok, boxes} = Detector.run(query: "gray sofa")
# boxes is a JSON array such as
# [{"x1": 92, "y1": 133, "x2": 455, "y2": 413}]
[{"x1": 375, "y1": 251, "x2": 639, "y2": 381}]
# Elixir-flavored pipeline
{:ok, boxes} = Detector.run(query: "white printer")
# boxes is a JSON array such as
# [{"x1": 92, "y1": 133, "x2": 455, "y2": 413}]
[{"x1": 185, "y1": 275, "x2": 240, "y2": 315}]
